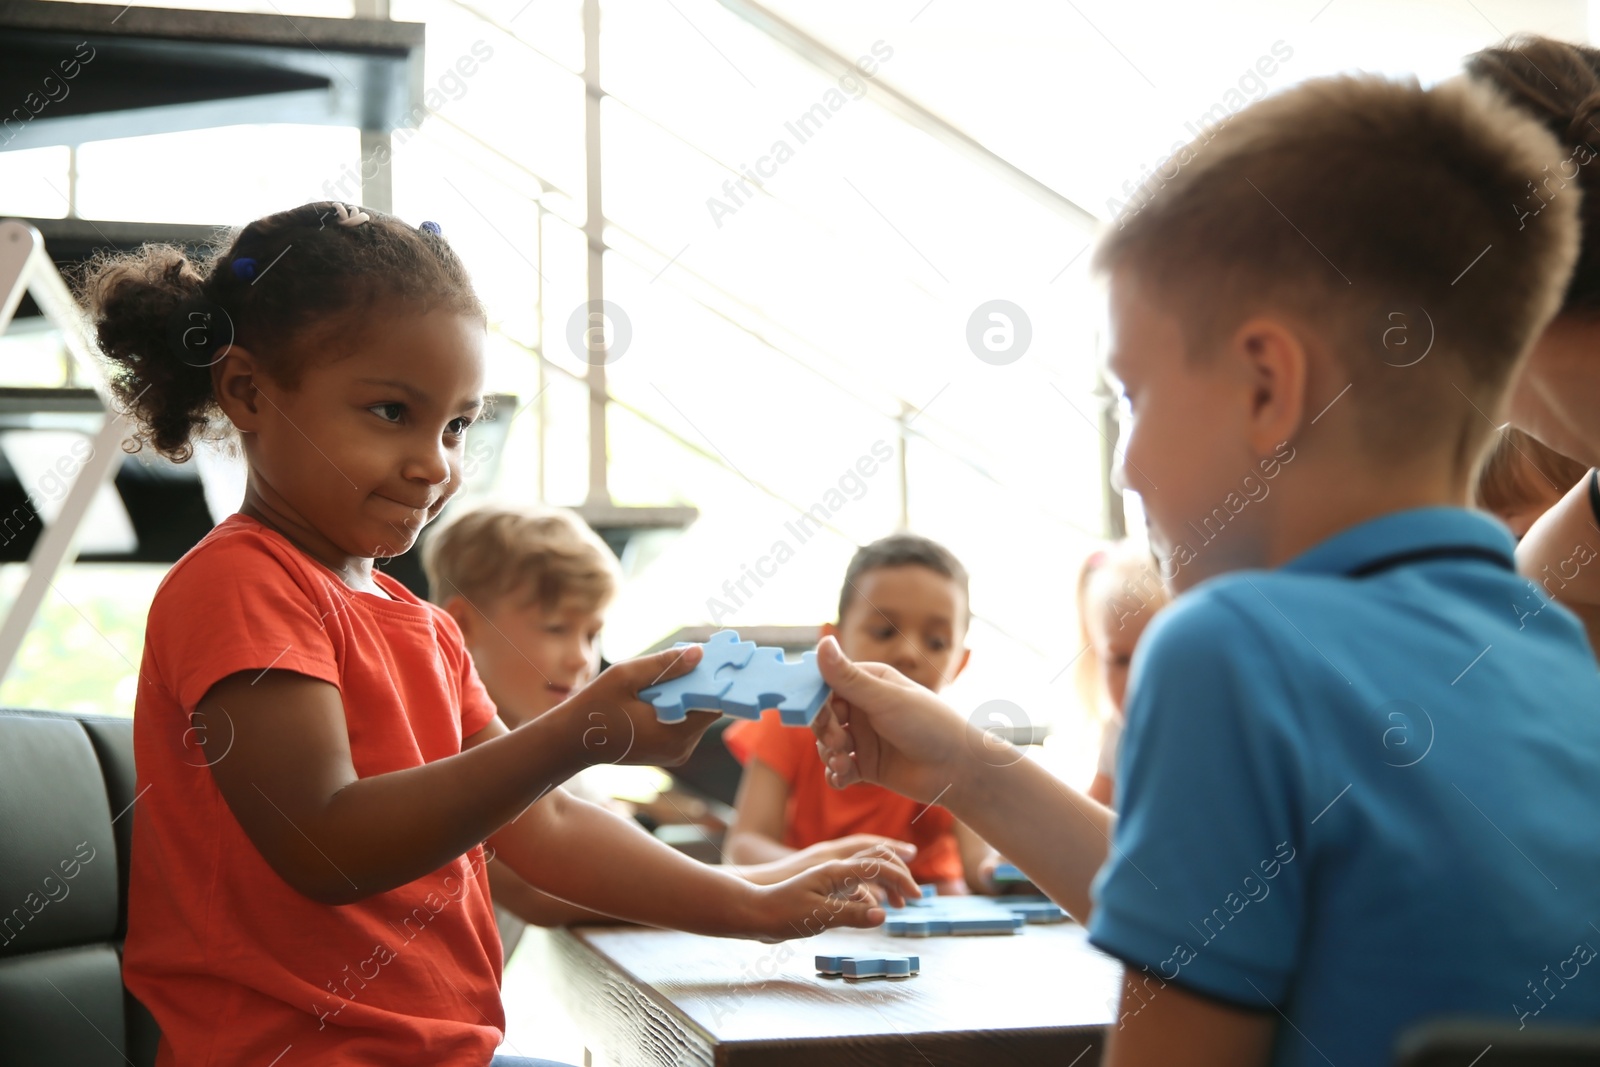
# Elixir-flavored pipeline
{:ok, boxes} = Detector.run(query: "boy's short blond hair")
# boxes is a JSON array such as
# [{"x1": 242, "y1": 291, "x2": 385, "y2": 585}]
[
  {"x1": 422, "y1": 505, "x2": 621, "y2": 613},
  {"x1": 1096, "y1": 74, "x2": 1580, "y2": 465}
]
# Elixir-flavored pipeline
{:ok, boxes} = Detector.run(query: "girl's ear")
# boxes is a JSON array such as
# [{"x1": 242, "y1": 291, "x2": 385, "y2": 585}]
[{"x1": 212, "y1": 346, "x2": 264, "y2": 432}]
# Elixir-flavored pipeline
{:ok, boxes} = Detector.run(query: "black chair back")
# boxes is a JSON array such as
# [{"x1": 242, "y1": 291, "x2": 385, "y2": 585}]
[
  {"x1": 0, "y1": 708, "x2": 159, "y2": 1067},
  {"x1": 1397, "y1": 1020, "x2": 1600, "y2": 1066}
]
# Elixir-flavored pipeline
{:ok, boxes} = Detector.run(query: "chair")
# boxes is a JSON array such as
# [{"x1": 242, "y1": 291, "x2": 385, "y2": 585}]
[
  {"x1": 1397, "y1": 1020, "x2": 1600, "y2": 1066},
  {"x1": 0, "y1": 707, "x2": 159, "y2": 1067}
]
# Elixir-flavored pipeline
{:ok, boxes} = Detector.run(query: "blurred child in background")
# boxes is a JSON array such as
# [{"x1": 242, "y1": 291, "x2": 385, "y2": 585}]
[
  {"x1": 724, "y1": 533, "x2": 1000, "y2": 894},
  {"x1": 1473, "y1": 426, "x2": 1586, "y2": 539},
  {"x1": 1076, "y1": 541, "x2": 1170, "y2": 808}
]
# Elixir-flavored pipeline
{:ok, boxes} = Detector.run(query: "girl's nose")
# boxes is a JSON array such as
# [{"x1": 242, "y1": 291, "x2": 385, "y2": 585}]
[{"x1": 406, "y1": 436, "x2": 453, "y2": 486}]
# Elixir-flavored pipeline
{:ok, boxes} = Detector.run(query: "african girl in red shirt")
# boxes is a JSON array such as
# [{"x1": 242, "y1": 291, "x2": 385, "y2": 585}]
[{"x1": 81, "y1": 202, "x2": 912, "y2": 1067}]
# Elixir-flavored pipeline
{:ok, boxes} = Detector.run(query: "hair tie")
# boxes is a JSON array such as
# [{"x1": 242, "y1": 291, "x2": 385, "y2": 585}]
[
  {"x1": 1566, "y1": 91, "x2": 1600, "y2": 146},
  {"x1": 419, "y1": 220, "x2": 442, "y2": 236},
  {"x1": 231, "y1": 257, "x2": 257, "y2": 281},
  {"x1": 330, "y1": 202, "x2": 371, "y2": 228}
]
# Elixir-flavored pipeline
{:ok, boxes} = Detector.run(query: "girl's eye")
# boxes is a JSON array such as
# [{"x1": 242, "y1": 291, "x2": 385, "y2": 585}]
[
  {"x1": 447, "y1": 416, "x2": 474, "y2": 436},
  {"x1": 370, "y1": 402, "x2": 404, "y2": 423}
]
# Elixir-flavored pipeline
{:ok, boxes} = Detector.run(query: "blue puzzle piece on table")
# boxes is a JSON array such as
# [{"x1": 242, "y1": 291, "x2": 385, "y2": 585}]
[
  {"x1": 886, "y1": 915, "x2": 1022, "y2": 937},
  {"x1": 816, "y1": 954, "x2": 920, "y2": 979},
  {"x1": 883, "y1": 894, "x2": 1029, "y2": 937},
  {"x1": 992, "y1": 862, "x2": 1030, "y2": 885},
  {"x1": 1006, "y1": 901, "x2": 1067, "y2": 924},
  {"x1": 948, "y1": 916, "x2": 1025, "y2": 935},
  {"x1": 638, "y1": 629, "x2": 830, "y2": 725}
]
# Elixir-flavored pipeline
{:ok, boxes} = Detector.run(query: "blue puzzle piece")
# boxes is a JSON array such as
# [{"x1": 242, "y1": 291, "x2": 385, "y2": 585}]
[
  {"x1": 992, "y1": 862, "x2": 1030, "y2": 885},
  {"x1": 637, "y1": 630, "x2": 831, "y2": 725},
  {"x1": 718, "y1": 647, "x2": 829, "y2": 725},
  {"x1": 638, "y1": 631, "x2": 755, "y2": 723},
  {"x1": 883, "y1": 895, "x2": 1028, "y2": 937},
  {"x1": 946, "y1": 916, "x2": 1023, "y2": 935},
  {"x1": 1006, "y1": 901, "x2": 1067, "y2": 924},
  {"x1": 843, "y1": 956, "x2": 916, "y2": 979},
  {"x1": 820, "y1": 954, "x2": 920, "y2": 979}
]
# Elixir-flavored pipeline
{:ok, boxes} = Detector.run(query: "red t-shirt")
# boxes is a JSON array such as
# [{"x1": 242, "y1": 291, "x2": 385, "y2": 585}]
[
  {"x1": 124, "y1": 513, "x2": 504, "y2": 1067},
  {"x1": 724, "y1": 714, "x2": 963, "y2": 887}
]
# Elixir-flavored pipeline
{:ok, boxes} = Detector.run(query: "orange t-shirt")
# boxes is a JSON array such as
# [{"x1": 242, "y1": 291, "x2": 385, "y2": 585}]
[
  {"x1": 724, "y1": 714, "x2": 963, "y2": 886},
  {"x1": 124, "y1": 513, "x2": 504, "y2": 1067}
]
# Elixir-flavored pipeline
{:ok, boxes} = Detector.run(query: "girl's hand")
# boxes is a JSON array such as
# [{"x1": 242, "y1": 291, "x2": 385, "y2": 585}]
[
  {"x1": 743, "y1": 850, "x2": 920, "y2": 943},
  {"x1": 549, "y1": 645, "x2": 722, "y2": 768},
  {"x1": 811, "y1": 635, "x2": 990, "y2": 804}
]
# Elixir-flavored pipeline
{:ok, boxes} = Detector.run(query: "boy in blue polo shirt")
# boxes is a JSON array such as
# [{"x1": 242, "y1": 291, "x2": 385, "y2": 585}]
[{"x1": 809, "y1": 72, "x2": 1600, "y2": 1066}]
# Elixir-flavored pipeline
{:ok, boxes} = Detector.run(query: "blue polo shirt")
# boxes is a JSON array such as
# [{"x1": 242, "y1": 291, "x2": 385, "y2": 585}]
[{"x1": 1088, "y1": 508, "x2": 1600, "y2": 1066}]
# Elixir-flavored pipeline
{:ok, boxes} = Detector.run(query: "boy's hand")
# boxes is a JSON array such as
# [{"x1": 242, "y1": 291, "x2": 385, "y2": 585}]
[
  {"x1": 552, "y1": 645, "x2": 720, "y2": 769},
  {"x1": 811, "y1": 635, "x2": 980, "y2": 804},
  {"x1": 793, "y1": 833, "x2": 916, "y2": 867},
  {"x1": 739, "y1": 838, "x2": 917, "y2": 898},
  {"x1": 744, "y1": 850, "x2": 920, "y2": 943}
]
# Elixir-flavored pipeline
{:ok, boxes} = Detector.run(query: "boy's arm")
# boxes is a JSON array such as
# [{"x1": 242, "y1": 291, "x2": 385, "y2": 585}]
[
  {"x1": 1104, "y1": 975, "x2": 1274, "y2": 1067},
  {"x1": 954, "y1": 821, "x2": 1000, "y2": 895},
  {"x1": 724, "y1": 757, "x2": 796, "y2": 864},
  {"x1": 476, "y1": 714, "x2": 918, "y2": 940},
  {"x1": 196, "y1": 647, "x2": 716, "y2": 904},
  {"x1": 1086, "y1": 772, "x2": 1115, "y2": 807},
  {"x1": 487, "y1": 841, "x2": 620, "y2": 928},
  {"x1": 724, "y1": 755, "x2": 919, "y2": 886},
  {"x1": 1517, "y1": 472, "x2": 1600, "y2": 653},
  {"x1": 811, "y1": 637, "x2": 1114, "y2": 921}
]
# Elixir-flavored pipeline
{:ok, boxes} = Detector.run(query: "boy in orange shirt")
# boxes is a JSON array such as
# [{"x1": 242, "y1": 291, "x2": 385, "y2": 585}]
[{"x1": 724, "y1": 534, "x2": 999, "y2": 893}]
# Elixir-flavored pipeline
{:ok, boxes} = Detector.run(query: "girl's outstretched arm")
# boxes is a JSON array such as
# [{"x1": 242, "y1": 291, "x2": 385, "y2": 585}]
[
  {"x1": 487, "y1": 852, "x2": 616, "y2": 927},
  {"x1": 196, "y1": 646, "x2": 714, "y2": 904},
  {"x1": 478, "y1": 720, "x2": 918, "y2": 941}
]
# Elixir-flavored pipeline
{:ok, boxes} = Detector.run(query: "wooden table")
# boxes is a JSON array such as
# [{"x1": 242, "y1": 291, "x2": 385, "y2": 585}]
[{"x1": 549, "y1": 918, "x2": 1121, "y2": 1066}]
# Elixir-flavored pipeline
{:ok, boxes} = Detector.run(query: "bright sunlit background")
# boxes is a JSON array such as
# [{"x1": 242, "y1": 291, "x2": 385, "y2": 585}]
[
  {"x1": 4, "y1": 1, "x2": 1595, "y2": 1060},
  {"x1": 0, "y1": 0, "x2": 1592, "y2": 783}
]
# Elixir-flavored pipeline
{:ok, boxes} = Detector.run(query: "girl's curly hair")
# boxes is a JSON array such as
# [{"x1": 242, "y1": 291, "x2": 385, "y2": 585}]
[{"x1": 74, "y1": 202, "x2": 486, "y2": 462}]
